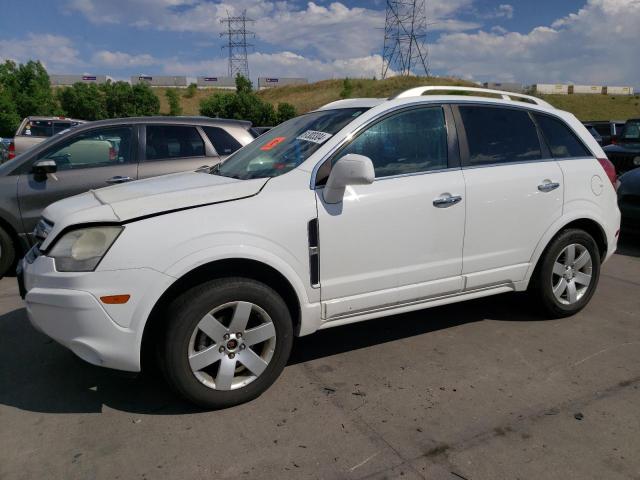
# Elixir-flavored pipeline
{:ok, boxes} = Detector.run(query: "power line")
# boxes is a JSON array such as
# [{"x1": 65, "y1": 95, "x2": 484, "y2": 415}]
[
  {"x1": 381, "y1": 0, "x2": 430, "y2": 79},
  {"x1": 220, "y1": 10, "x2": 254, "y2": 79}
]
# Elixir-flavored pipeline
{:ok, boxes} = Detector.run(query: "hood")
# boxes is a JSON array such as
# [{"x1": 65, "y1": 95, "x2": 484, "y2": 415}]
[{"x1": 40, "y1": 172, "x2": 268, "y2": 248}]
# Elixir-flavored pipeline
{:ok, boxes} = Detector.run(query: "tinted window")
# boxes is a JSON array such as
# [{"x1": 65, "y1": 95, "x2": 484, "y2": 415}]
[
  {"x1": 339, "y1": 107, "x2": 448, "y2": 178},
  {"x1": 592, "y1": 125, "x2": 610, "y2": 136},
  {"x1": 202, "y1": 126, "x2": 242, "y2": 155},
  {"x1": 460, "y1": 106, "x2": 541, "y2": 166},
  {"x1": 38, "y1": 127, "x2": 133, "y2": 171},
  {"x1": 535, "y1": 114, "x2": 591, "y2": 158},
  {"x1": 621, "y1": 120, "x2": 640, "y2": 141},
  {"x1": 21, "y1": 120, "x2": 53, "y2": 137},
  {"x1": 53, "y1": 121, "x2": 80, "y2": 134},
  {"x1": 145, "y1": 126, "x2": 205, "y2": 160}
]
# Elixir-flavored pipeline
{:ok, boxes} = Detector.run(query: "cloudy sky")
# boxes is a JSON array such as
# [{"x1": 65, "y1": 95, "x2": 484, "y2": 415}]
[{"x1": 0, "y1": 0, "x2": 638, "y2": 86}]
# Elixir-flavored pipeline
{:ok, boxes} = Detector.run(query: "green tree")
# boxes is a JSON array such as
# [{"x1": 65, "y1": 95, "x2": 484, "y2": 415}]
[
  {"x1": 57, "y1": 82, "x2": 107, "y2": 120},
  {"x1": 340, "y1": 77, "x2": 353, "y2": 99},
  {"x1": 0, "y1": 86, "x2": 20, "y2": 137},
  {"x1": 165, "y1": 88, "x2": 182, "y2": 116},
  {"x1": 131, "y1": 83, "x2": 160, "y2": 116},
  {"x1": 276, "y1": 102, "x2": 296, "y2": 123},
  {"x1": 101, "y1": 81, "x2": 135, "y2": 118},
  {"x1": 0, "y1": 60, "x2": 57, "y2": 119},
  {"x1": 235, "y1": 74, "x2": 253, "y2": 94}
]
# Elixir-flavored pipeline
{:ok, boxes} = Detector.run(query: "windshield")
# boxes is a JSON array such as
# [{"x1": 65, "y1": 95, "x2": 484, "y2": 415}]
[
  {"x1": 212, "y1": 108, "x2": 368, "y2": 179},
  {"x1": 621, "y1": 120, "x2": 640, "y2": 141}
]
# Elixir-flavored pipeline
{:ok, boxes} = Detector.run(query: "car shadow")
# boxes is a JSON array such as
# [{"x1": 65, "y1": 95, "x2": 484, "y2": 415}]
[
  {"x1": 616, "y1": 232, "x2": 640, "y2": 258},
  {"x1": 0, "y1": 292, "x2": 547, "y2": 415}
]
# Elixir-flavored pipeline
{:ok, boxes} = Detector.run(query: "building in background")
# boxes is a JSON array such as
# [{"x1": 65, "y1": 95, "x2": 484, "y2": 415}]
[
  {"x1": 50, "y1": 74, "x2": 111, "y2": 86},
  {"x1": 131, "y1": 75, "x2": 188, "y2": 87},
  {"x1": 196, "y1": 76, "x2": 236, "y2": 90},
  {"x1": 534, "y1": 83, "x2": 634, "y2": 95},
  {"x1": 258, "y1": 77, "x2": 308, "y2": 90},
  {"x1": 483, "y1": 82, "x2": 523, "y2": 93},
  {"x1": 605, "y1": 86, "x2": 635, "y2": 95}
]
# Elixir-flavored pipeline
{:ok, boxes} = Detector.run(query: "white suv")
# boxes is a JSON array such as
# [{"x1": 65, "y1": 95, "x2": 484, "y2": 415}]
[{"x1": 19, "y1": 86, "x2": 621, "y2": 409}]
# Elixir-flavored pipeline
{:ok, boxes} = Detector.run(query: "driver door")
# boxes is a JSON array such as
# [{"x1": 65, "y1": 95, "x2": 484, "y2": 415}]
[
  {"x1": 316, "y1": 106, "x2": 466, "y2": 321},
  {"x1": 17, "y1": 125, "x2": 138, "y2": 235}
]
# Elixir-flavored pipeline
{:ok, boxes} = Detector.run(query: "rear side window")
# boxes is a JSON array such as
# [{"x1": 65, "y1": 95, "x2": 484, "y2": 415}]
[
  {"x1": 202, "y1": 126, "x2": 242, "y2": 156},
  {"x1": 21, "y1": 120, "x2": 53, "y2": 137},
  {"x1": 145, "y1": 125, "x2": 205, "y2": 160},
  {"x1": 460, "y1": 106, "x2": 541, "y2": 166},
  {"x1": 339, "y1": 107, "x2": 448, "y2": 178},
  {"x1": 534, "y1": 114, "x2": 591, "y2": 158},
  {"x1": 592, "y1": 125, "x2": 610, "y2": 136}
]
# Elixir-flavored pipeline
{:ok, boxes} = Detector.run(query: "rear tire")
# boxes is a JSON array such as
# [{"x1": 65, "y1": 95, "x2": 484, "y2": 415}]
[
  {"x1": 0, "y1": 226, "x2": 16, "y2": 279},
  {"x1": 160, "y1": 277, "x2": 293, "y2": 409},
  {"x1": 530, "y1": 229, "x2": 601, "y2": 318}
]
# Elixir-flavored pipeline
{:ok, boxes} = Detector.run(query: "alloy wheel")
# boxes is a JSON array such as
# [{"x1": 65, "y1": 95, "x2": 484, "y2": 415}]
[
  {"x1": 188, "y1": 301, "x2": 277, "y2": 391},
  {"x1": 551, "y1": 243, "x2": 593, "y2": 305}
]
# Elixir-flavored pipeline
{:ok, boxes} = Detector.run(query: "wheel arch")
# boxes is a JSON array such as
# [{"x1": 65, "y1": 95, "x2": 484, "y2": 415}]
[
  {"x1": 140, "y1": 258, "x2": 303, "y2": 372},
  {"x1": 526, "y1": 215, "x2": 608, "y2": 285}
]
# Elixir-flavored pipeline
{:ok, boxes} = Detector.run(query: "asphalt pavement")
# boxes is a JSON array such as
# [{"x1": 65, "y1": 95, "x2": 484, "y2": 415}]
[{"x1": 1, "y1": 235, "x2": 639, "y2": 480}]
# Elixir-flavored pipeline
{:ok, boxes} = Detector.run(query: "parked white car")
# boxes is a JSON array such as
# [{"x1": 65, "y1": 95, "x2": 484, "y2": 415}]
[{"x1": 19, "y1": 86, "x2": 620, "y2": 409}]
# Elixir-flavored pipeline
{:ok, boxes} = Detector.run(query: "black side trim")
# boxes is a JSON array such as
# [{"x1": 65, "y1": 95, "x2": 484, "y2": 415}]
[{"x1": 308, "y1": 218, "x2": 320, "y2": 287}]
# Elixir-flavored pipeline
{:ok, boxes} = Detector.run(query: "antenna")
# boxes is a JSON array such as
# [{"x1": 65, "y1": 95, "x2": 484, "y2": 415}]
[
  {"x1": 220, "y1": 10, "x2": 254, "y2": 79},
  {"x1": 381, "y1": 0, "x2": 430, "y2": 78}
]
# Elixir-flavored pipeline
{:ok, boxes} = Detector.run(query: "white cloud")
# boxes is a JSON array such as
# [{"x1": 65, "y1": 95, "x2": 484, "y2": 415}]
[
  {"x1": 167, "y1": 51, "x2": 389, "y2": 80},
  {"x1": 93, "y1": 50, "x2": 158, "y2": 67},
  {"x1": 430, "y1": 0, "x2": 640, "y2": 85},
  {"x1": 0, "y1": 33, "x2": 83, "y2": 72},
  {"x1": 65, "y1": 0, "x2": 480, "y2": 62}
]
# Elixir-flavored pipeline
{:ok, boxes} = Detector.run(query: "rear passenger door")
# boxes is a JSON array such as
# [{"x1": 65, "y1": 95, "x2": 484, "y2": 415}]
[
  {"x1": 455, "y1": 105, "x2": 564, "y2": 290},
  {"x1": 138, "y1": 124, "x2": 217, "y2": 179}
]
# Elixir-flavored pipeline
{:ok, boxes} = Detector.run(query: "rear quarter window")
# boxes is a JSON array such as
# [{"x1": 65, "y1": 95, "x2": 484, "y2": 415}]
[
  {"x1": 534, "y1": 114, "x2": 592, "y2": 158},
  {"x1": 202, "y1": 126, "x2": 243, "y2": 155}
]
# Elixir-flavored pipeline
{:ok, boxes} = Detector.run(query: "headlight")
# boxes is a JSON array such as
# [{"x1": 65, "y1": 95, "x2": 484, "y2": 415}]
[{"x1": 49, "y1": 226, "x2": 123, "y2": 272}]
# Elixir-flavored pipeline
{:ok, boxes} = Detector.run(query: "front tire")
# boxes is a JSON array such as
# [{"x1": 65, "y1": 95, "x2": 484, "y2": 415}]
[
  {"x1": 160, "y1": 277, "x2": 293, "y2": 409},
  {"x1": 0, "y1": 226, "x2": 16, "y2": 279},
  {"x1": 530, "y1": 229, "x2": 601, "y2": 318}
]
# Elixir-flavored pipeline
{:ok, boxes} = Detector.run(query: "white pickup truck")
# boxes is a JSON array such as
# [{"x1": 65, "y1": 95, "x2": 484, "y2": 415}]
[{"x1": 13, "y1": 116, "x2": 85, "y2": 156}]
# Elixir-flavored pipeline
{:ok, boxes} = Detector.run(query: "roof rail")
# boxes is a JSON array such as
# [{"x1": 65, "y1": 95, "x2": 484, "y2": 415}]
[{"x1": 392, "y1": 86, "x2": 553, "y2": 108}]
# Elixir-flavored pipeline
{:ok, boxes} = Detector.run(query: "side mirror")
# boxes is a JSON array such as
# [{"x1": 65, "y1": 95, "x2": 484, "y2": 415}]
[
  {"x1": 323, "y1": 154, "x2": 375, "y2": 204},
  {"x1": 32, "y1": 160, "x2": 58, "y2": 175}
]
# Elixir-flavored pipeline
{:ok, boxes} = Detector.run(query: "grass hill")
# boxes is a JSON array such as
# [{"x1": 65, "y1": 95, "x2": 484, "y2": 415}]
[{"x1": 156, "y1": 77, "x2": 640, "y2": 122}]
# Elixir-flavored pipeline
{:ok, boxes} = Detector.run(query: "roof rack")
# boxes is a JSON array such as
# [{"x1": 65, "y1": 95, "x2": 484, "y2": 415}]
[{"x1": 392, "y1": 86, "x2": 553, "y2": 108}]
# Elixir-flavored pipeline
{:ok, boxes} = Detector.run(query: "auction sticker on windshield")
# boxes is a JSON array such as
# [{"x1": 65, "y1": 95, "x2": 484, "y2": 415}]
[
  {"x1": 260, "y1": 137, "x2": 286, "y2": 151},
  {"x1": 296, "y1": 130, "x2": 333, "y2": 144}
]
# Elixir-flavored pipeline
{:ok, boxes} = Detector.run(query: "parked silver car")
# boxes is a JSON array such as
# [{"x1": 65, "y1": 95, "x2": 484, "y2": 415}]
[
  {"x1": 0, "y1": 116, "x2": 257, "y2": 277},
  {"x1": 13, "y1": 116, "x2": 86, "y2": 156}
]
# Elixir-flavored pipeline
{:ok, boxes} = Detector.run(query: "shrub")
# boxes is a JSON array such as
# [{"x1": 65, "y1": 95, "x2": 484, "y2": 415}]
[{"x1": 165, "y1": 88, "x2": 182, "y2": 116}]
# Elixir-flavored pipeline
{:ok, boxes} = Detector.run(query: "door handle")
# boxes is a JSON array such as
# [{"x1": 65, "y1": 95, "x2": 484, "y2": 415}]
[
  {"x1": 106, "y1": 176, "x2": 134, "y2": 184},
  {"x1": 538, "y1": 181, "x2": 560, "y2": 193},
  {"x1": 433, "y1": 194, "x2": 462, "y2": 208}
]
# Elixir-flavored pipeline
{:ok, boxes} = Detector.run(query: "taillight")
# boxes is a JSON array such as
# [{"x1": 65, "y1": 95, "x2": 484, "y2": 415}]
[
  {"x1": 8, "y1": 142, "x2": 15, "y2": 160},
  {"x1": 108, "y1": 147, "x2": 116, "y2": 161},
  {"x1": 598, "y1": 157, "x2": 617, "y2": 188}
]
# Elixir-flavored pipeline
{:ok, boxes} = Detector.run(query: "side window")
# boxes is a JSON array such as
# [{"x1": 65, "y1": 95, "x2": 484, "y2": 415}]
[
  {"x1": 145, "y1": 126, "x2": 205, "y2": 160},
  {"x1": 22, "y1": 120, "x2": 52, "y2": 137},
  {"x1": 38, "y1": 127, "x2": 133, "y2": 171},
  {"x1": 460, "y1": 106, "x2": 541, "y2": 166},
  {"x1": 338, "y1": 107, "x2": 448, "y2": 178},
  {"x1": 534, "y1": 114, "x2": 592, "y2": 158},
  {"x1": 202, "y1": 126, "x2": 242, "y2": 155}
]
